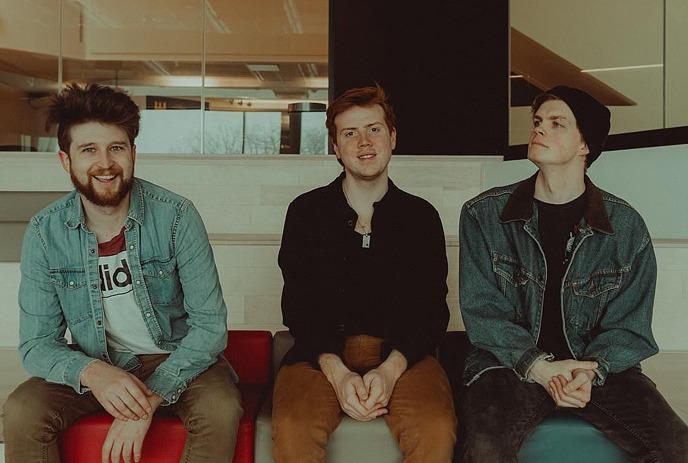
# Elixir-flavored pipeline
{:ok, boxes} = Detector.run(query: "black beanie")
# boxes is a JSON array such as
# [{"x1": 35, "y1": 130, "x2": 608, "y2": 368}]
[{"x1": 544, "y1": 86, "x2": 611, "y2": 166}]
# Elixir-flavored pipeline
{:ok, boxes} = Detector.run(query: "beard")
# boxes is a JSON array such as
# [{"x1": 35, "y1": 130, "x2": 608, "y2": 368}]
[{"x1": 70, "y1": 165, "x2": 134, "y2": 207}]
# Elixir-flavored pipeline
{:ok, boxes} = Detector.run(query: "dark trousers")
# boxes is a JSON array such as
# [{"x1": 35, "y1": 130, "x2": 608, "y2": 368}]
[{"x1": 458, "y1": 368, "x2": 688, "y2": 463}]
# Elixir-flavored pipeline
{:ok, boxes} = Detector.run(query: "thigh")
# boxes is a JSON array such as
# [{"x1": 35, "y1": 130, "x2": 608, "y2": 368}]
[
  {"x1": 459, "y1": 368, "x2": 554, "y2": 451},
  {"x1": 167, "y1": 358, "x2": 242, "y2": 427},
  {"x1": 574, "y1": 368, "x2": 688, "y2": 462},
  {"x1": 384, "y1": 356, "x2": 456, "y2": 428},
  {"x1": 272, "y1": 362, "x2": 342, "y2": 432},
  {"x1": 4, "y1": 376, "x2": 102, "y2": 434}
]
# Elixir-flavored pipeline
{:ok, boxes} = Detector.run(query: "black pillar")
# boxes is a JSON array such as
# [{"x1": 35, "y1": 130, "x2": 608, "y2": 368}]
[{"x1": 329, "y1": 1, "x2": 508, "y2": 155}]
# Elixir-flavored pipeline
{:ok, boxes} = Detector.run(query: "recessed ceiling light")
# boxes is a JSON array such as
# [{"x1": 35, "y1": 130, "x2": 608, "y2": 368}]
[{"x1": 246, "y1": 64, "x2": 280, "y2": 72}]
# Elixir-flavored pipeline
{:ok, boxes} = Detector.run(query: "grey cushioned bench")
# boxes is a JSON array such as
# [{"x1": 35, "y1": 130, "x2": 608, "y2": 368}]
[{"x1": 254, "y1": 331, "x2": 633, "y2": 463}]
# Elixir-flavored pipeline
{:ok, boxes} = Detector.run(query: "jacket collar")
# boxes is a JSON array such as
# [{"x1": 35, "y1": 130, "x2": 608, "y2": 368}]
[
  {"x1": 65, "y1": 178, "x2": 145, "y2": 230},
  {"x1": 500, "y1": 171, "x2": 614, "y2": 234},
  {"x1": 328, "y1": 171, "x2": 401, "y2": 210}
]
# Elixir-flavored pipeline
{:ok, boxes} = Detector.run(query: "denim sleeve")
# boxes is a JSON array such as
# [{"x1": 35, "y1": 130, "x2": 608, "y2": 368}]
[
  {"x1": 18, "y1": 219, "x2": 95, "y2": 393},
  {"x1": 459, "y1": 205, "x2": 548, "y2": 380},
  {"x1": 144, "y1": 202, "x2": 229, "y2": 404},
  {"x1": 582, "y1": 236, "x2": 659, "y2": 386}
]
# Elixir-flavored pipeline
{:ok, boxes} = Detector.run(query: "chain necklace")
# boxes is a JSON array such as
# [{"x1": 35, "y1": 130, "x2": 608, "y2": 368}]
[{"x1": 342, "y1": 182, "x2": 372, "y2": 249}]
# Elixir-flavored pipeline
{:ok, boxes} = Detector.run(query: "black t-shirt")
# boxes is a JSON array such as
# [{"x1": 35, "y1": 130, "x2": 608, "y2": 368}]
[{"x1": 535, "y1": 191, "x2": 586, "y2": 360}]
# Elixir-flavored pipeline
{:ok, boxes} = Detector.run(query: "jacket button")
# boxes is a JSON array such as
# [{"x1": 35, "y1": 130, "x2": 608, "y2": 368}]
[
  {"x1": 96, "y1": 320, "x2": 102, "y2": 326},
  {"x1": 347, "y1": 220, "x2": 353, "y2": 227},
  {"x1": 129, "y1": 245, "x2": 135, "y2": 250},
  {"x1": 91, "y1": 283, "x2": 97, "y2": 289},
  {"x1": 69, "y1": 281, "x2": 75, "y2": 286},
  {"x1": 136, "y1": 280, "x2": 141, "y2": 285},
  {"x1": 101, "y1": 353, "x2": 107, "y2": 359},
  {"x1": 89, "y1": 249, "x2": 95, "y2": 254}
]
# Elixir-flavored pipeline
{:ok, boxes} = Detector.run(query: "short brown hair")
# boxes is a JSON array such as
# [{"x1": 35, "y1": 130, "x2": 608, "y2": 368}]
[
  {"x1": 326, "y1": 85, "x2": 397, "y2": 146},
  {"x1": 46, "y1": 83, "x2": 140, "y2": 153}
]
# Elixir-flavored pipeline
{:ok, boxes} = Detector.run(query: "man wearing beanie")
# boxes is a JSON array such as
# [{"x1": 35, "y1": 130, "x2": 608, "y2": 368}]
[{"x1": 457, "y1": 85, "x2": 688, "y2": 461}]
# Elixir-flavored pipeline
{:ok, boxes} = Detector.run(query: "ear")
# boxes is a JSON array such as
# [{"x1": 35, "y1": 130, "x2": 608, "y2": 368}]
[
  {"x1": 58, "y1": 150, "x2": 71, "y2": 174},
  {"x1": 390, "y1": 128, "x2": 397, "y2": 150},
  {"x1": 131, "y1": 144, "x2": 137, "y2": 164},
  {"x1": 579, "y1": 141, "x2": 590, "y2": 157},
  {"x1": 332, "y1": 140, "x2": 341, "y2": 159}
]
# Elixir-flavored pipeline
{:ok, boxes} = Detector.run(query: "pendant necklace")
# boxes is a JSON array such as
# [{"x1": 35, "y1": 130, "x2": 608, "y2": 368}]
[{"x1": 342, "y1": 183, "x2": 372, "y2": 249}]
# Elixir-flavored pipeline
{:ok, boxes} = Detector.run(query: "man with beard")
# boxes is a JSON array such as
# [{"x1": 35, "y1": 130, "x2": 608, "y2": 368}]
[{"x1": 3, "y1": 83, "x2": 242, "y2": 463}]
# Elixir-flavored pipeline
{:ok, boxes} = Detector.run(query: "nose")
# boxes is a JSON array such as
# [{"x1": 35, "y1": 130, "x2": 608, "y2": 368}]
[
  {"x1": 358, "y1": 132, "x2": 372, "y2": 148},
  {"x1": 533, "y1": 125, "x2": 545, "y2": 137},
  {"x1": 97, "y1": 148, "x2": 115, "y2": 166}
]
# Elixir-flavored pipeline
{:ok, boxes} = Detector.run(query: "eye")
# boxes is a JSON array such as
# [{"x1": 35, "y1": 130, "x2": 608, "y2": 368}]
[
  {"x1": 369, "y1": 126, "x2": 380, "y2": 133},
  {"x1": 110, "y1": 145, "x2": 125, "y2": 151},
  {"x1": 533, "y1": 120, "x2": 541, "y2": 127},
  {"x1": 82, "y1": 147, "x2": 96, "y2": 153},
  {"x1": 343, "y1": 130, "x2": 356, "y2": 138},
  {"x1": 552, "y1": 121, "x2": 562, "y2": 128}
]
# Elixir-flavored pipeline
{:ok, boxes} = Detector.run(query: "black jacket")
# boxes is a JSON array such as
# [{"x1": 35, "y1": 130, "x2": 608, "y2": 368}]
[{"x1": 278, "y1": 173, "x2": 449, "y2": 367}]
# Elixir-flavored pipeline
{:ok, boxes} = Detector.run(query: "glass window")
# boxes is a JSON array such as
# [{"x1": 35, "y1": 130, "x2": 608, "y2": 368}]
[
  {"x1": 509, "y1": 0, "x2": 671, "y2": 145},
  {"x1": 0, "y1": 0, "x2": 59, "y2": 151},
  {"x1": 0, "y1": 0, "x2": 329, "y2": 155}
]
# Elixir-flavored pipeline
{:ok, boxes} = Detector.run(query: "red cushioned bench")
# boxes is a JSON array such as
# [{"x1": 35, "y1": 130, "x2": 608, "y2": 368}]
[{"x1": 59, "y1": 330, "x2": 272, "y2": 463}]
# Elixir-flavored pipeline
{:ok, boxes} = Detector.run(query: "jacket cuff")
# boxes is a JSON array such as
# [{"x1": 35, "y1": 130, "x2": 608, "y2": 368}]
[
  {"x1": 68, "y1": 355, "x2": 100, "y2": 394},
  {"x1": 145, "y1": 368, "x2": 187, "y2": 405},
  {"x1": 584, "y1": 356, "x2": 610, "y2": 386},
  {"x1": 515, "y1": 347, "x2": 552, "y2": 381}
]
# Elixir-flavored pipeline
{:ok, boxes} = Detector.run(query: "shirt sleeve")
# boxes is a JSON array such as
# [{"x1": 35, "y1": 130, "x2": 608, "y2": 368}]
[{"x1": 278, "y1": 200, "x2": 345, "y2": 367}]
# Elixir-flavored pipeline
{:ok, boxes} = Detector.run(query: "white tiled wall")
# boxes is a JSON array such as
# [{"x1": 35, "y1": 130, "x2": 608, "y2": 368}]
[{"x1": 0, "y1": 154, "x2": 686, "y2": 351}]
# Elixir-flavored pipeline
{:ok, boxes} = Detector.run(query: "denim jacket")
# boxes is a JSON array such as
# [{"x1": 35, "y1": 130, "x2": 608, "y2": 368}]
[
  {"x1": 459, "y1": 172, "x2": 658, "y2": 387},
  {"x1": 18, "y1": 178, "x2": 232, "y2": 404}
]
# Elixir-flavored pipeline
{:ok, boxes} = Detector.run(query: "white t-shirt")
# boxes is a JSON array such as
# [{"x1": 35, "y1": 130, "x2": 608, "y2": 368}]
[{"x1": 98, "y1": 229, "x2": 167, "y2": 354}]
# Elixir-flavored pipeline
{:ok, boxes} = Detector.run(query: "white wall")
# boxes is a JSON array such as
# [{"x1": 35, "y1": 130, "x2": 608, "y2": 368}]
[{"x1": 0, "y1": 153, "x2": 685, "y2": 351}]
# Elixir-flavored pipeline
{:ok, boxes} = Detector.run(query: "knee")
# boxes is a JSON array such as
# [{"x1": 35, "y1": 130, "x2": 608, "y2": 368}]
[
  {"x1": 184, "y1": 388, "x2": 243, "y2": 435},
  {"x1": 461, "y1": 430, "x2": 514, "y2": 462},
  {"x1": 4, "y1": 382, "x2": 58, "y2": 441}
]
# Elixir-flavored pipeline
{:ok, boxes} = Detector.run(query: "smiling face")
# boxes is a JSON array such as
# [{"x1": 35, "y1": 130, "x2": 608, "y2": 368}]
[
  {"x1": 528, "y1": 99, "x2": 589, "y2": 169},
  {"x1": 332, "y1": 104, "x2": 396, "y2": 181},
  {"x1": 58, "y1": 121, "x2": 136, "y2": 208}
]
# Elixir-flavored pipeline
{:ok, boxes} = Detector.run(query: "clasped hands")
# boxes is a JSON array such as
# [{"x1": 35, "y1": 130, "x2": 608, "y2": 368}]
[
  {"x1": 81, "y1": 360, "x2": 164, "y2": 463},
  {"x1": 320, "y1": 351, "x2": 407, "y2": 422},
  {"x1": 529, "y1": 358, "x2": 598, "y2": 408}
]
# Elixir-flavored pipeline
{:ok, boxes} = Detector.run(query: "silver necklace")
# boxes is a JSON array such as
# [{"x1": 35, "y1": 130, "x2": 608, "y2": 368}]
[{"x1": 342, "y1": 183, "x2": 372, "y2": 249}]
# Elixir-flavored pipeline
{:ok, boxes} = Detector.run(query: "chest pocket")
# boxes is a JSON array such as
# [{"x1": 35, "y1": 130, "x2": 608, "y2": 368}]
[
  {"x1": 141, "y1": 258, "x2": 182, "y2": 306},
  {"x1": 492, "y1": 253, "x2": 537, "y2": 288},
  {"x1": 567, "y1": 268, "x2": 627, "y2": 329},
  {"x1": 49, "y1": 269, "x2": 92, "y2": 326}
]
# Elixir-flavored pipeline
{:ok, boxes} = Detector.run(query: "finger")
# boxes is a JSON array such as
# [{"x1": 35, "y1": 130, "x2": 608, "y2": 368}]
[
  {"x1": 122, "y1": 440, "x2": 132, "y2": 463},
  {"x1": 564, "y1": 372, "x2": 590, "y2": 393},
  {"x1": 120, "y1": 388, "x2": 150, "y2": 420},
  {"x1": 102, "y1": 437, "x2": 114, "y2": 463},
  {"x1": 573, "y1": 360, "x2": 598, "y2": 371},
  {"x1": 112, "y1": 396, "x2": 139, "y2": 421},
  {"x1": 103, "y1": 402, "x2": 130, "y2": 421},
  {"x1": 362, "y1": 373, "x2": 374, "y2": 390},
  {"x1": 125, "y1": 381, "x2": 152, "y2": 416},
  {"x1": 363, "y1": 383, "x2": 384, "y2": 410},
  {"x1": 111, "y1": 441, "x2": 122, "y2": 463},
  {"x1": 566, "y1": 388, "x2": 591, "y2": 405},
  {"x1": 133, "y1": 436, "x2": 143, "y2": 463},
  {"x1": 353, "y1": 377, "x2": 369, "y2": 401},
  {"x1": 553, "y1": 377, "x2": 585, "y2": 408}
]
